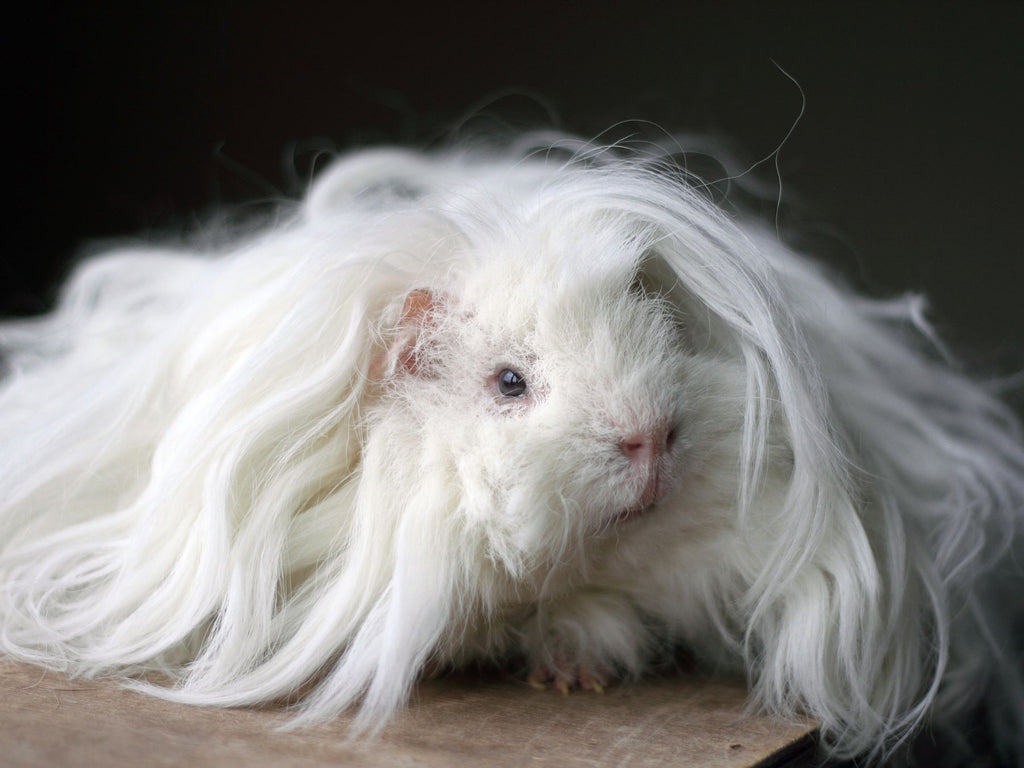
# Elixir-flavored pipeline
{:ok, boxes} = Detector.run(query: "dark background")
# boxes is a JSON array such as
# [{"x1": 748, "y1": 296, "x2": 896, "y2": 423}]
[{"x1": 5, "y1": 2, "x2": 1022, "y2": 388}]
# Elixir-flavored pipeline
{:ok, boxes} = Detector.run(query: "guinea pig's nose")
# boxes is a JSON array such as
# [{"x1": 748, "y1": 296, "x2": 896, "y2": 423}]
[{"x1": 619, "y1": 425, "x2": 676, "y2": 464}]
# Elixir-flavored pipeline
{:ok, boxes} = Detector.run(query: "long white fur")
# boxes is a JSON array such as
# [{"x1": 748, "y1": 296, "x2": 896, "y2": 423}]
[{"x1": 1, "y1": 138, "x2": 1022, "y2": 764}]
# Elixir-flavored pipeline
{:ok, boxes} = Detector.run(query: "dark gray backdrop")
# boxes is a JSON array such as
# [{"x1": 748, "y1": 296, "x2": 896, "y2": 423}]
[{"x1": 5, "y1": 2, "x2": 1022, "y2": 395}]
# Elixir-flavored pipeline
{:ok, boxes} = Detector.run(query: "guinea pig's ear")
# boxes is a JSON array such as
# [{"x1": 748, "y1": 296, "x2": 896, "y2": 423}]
[{"x1": 372, "y1": 289, "x2": 445, "y2": 381}]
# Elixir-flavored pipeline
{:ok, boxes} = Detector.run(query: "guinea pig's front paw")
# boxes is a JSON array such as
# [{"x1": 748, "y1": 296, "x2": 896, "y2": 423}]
[
  {"x1": 517, "y1": 589, "x2": 651, "y2": 697},
  {"x1": 526, "y1": 659, "x2": 610, "y2": 695}
]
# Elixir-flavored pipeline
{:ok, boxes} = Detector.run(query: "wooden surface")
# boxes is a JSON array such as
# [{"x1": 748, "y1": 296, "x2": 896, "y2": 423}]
[{"x1": 1, "y1": 661, "x2": 817, "y2": 767}]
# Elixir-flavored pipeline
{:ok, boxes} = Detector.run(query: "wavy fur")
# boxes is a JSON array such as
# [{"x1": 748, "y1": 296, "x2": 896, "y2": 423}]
[{"x1": 1, "y1": 138, "x2": 1021, "y2": 764}]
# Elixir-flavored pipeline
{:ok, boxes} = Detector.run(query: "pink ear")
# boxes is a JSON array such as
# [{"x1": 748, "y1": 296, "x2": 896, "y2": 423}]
[
  {"x1": 399, "y1": 289, "x2": 437, "y2": 328},
  {"x1": 374, "y1": 289, "x2": 442, "y2": 380},
  {"x1": 395, "y1": 289, "x2": 439, "y2": 376}
]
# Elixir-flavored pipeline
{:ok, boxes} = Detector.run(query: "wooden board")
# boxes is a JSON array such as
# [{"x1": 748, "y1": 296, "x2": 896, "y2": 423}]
[{"x1": 1, "y1": 661, "x2": 817, "y2": 767}]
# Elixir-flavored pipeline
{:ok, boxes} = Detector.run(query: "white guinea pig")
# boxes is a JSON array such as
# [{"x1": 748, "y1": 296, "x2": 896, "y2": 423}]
[{"x1": 0, "y1": 139, "x2": 1021, "y2": 765}]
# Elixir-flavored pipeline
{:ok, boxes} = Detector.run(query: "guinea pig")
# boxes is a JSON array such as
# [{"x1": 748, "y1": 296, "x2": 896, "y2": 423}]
[{"x1": 1, "y1": 137, "x2": 1022, "y2": 766}]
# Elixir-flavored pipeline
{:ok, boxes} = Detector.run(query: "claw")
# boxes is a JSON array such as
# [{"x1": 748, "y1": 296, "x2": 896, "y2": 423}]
[
  {"x1": 579, "y1": 668, "x2": 608, "y2": 694},
  {"x1": 526, "y1": 668, "x2": 550, "y2": 691}
]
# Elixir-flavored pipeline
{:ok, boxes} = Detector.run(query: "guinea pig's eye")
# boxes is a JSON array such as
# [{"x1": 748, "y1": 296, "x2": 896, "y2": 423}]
[{"x1": 497, "y1": 368, "x2": 527, "y2": 398}]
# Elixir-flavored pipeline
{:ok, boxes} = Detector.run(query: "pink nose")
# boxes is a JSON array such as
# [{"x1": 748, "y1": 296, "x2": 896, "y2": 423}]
[
  {"x1": 619, "y1": 426, "x2": 674, "y2": 463},
  {"x1": 619, "y1": 425, "x2": 676, "y2": 508}
]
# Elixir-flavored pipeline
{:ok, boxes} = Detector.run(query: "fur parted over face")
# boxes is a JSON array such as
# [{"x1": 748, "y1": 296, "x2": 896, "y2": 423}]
[{"x1": 369, "y1": 208, "x2": 755, "y2": 592}]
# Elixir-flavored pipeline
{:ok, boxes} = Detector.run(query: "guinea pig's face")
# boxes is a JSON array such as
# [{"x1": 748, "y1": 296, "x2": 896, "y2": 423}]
[{"x1": 390, "y1": 253, "x2": 714, "y2": 574}]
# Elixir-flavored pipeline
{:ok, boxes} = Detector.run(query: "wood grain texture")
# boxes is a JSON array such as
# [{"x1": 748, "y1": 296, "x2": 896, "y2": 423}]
[{"x1": 0, "y1": 661, "x2": 817, "y2": 767}]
